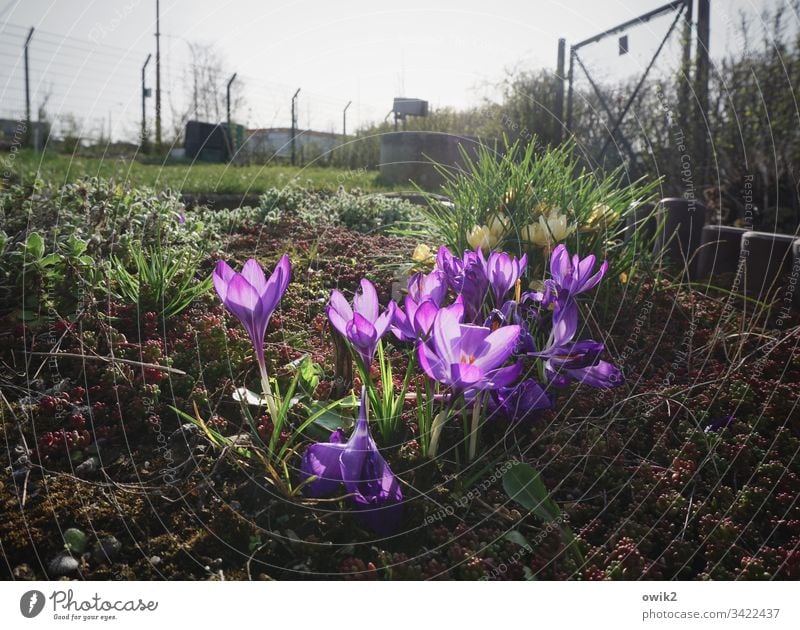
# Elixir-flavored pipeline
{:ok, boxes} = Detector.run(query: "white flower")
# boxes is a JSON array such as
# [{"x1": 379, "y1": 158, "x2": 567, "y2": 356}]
[
  {"x1": 522, "y1": 209, "x2": 575, "y2": 248},
  {"x1": 487, "y1": 213, "x2": 510, "y2": 239},
  {"x1": 467, "y1": 224, "x2": 498, "y2": 251}
]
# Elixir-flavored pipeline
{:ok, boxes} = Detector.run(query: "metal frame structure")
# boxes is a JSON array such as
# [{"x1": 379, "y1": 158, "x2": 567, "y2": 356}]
[{"x1": 564, "y1": 0, "x2": 704, "y2": 168}]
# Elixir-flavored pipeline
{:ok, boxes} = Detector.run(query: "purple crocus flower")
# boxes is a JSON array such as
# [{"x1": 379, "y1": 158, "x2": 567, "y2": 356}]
[
  {"x1": 417, "y1": 300, "x2": 522, "y2": 393},
  {"x1": 407, "y1": 269, "x2": 448, "y2": 305},
  {"x1": 460, "y1": 249, "x2": 490, "y2": 322},
  {"x1": 212, "y1": 256, "x2": 291, "y2": 371},
  {"x1": 435, "y1": 246, "x2": 489, "y2": 322},
  {"x1": 485, "y1": 251, "x2": 527, "y2": 304},
  {"x1": 486, "y1": 379, "x2": 554, "y2": 423},
  {"x1": 392, "y1": 298, "x2": 441, "y2": 342},
  {"x1": 392, "y1": 270, "x2": 450, "y2": 342},
  {"x1": 549, "y1": 244, "x2": 608, "y2": 298},
  {"x1": 532, "y1": 295, "x2": 623, "y2": 389},
  {"x1": 300, "y1": 388, "x2": 403, "y2": 534},
  {"x1": 435, "y1": 246, "x2": 464, "y2": 291},
  {"x1": 327, "y1": 279, "x2": 396, "y2": 367},
  {"x1": 484, "y1": 299, "x2": 536, "y2": 355}
]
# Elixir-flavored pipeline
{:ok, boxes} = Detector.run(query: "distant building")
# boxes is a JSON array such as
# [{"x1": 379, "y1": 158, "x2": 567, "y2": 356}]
[
  {"x1": 243, "y1": 127, "x2": 340, "y2": 162},
  {"x1": 0, "y1": 118, "x2": 50, "y2": 151}
]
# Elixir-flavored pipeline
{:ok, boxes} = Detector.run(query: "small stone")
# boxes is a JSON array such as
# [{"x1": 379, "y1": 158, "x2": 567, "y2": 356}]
[
  {"x1": 76, "y1": 457, "x2": 99, "y2": 477},
  {"x1": 92, "y1": 536, "x2": 122, "y2": 563},
  {"x1": 149, "y1": 555, "x2": 162, "y2": 567},
  {"x1": 49, "y1": 554, "x2": 79, "y2": 577}
]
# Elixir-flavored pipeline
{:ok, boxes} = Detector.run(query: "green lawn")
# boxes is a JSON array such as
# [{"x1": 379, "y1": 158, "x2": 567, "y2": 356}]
[{"x1": 4, "y1": 150, "x2": 392, "y2": 194}]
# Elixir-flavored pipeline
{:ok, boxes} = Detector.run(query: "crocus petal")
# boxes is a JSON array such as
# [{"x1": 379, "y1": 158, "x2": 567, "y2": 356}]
[
  {"x1": 575, "y1": 254, "x2": 597, "y2": 289},
  {"x1": 413, "y1": 300, "x2": 439, "y2": 338},
  {"x1": 581, "y1": 260, "x2": 608, "y2": 293},
  {"x1": 372, "y1": 302, "x2": 396, "y2": 340},
  {"x1": 484, "y1": 361, "x2": 524, "y2": 389},
  {"x1": 567, "y1": 360, "x2": 624, "y2": 389},
  {"x1": 457, "y1": 324, "x2": 493, "y2": 359},
  {"x1": 390, "y1": 302, "x2": 415, "y2": 342},
  {"x1": 418, "y1": 340, "x2": 451, "y2": 383},
  {"x1": 353, "y1": 278, "x2": 380, "y2": 323},
  {"x1": 327, "y1": 290, "x2": 353, "y2": 337},
  {"x1": 224, "y1": 276, "x2": 268, "y2": 355},
  {"x1": 551, "y1": 300, "x2": 578, "y2": 346},
  {"x1": 489, "y1": 379, "x2": 553, "y2": 422},
  {"x1": 346, "y1": 313, "x2": 378, "y2": 355},
  {"x1": 431, "y1": 300, "x2": 466, "y2": 365},
  {"x1": 550, "y1": 244, "x2": 569, "y2": 285},
  {"x1": 226, "y1": 273, "x2": 261, "y2": 311},
  {"x1": 300, "y1": 441, "x2": 346, "y2": 497},
  {"x1": 471, "y1": 324, "x2": 521, "y2": 370},
  {"x1": 260, "y1": 255, "x2": 292, "y2": 316},
  {"x1": 241, "y1": 258, "x2": 268, "y2": 296},
  {"x1": 450, "y1": 362, "x2": 486, "y2": 388},
  {"x1": 212, "y1": 260, "x2": 236, "y2": 303}
]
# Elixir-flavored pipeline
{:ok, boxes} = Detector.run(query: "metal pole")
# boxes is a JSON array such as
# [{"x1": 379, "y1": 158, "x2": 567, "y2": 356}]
[
  {"x1": 695, "y1": 0, "x2": 710, "y2": 185},
  {"x1": 678, "y1": 0, "x2": 693, "y2": 126},
  {"x1": 565, "y1": 46, "x2": 575, "y2": 134},
  {"x1": 342, "y1": 100, "x2": 352, "y2": 138},
  {"x1": 555, "y1": 38, "x2": 566, "y2": 144},
  {"x1": 291, "y1": 88, "x2": 300, "y2": 166},
  {"x1": 24, "y1": 27, "x2": 34, "y2": 147},
  {"x1": 226, "y1": 73, "x2": 237, "y2": 128},
  {"x1": 226, "y1": 73, "x2": 237, "y2": 161},
  {"x1": 155, "y1": 0, "x2": 162, "y2": 152},
  {"x1": 141, "y1": 53, "x2": 152, "y2": 151}
]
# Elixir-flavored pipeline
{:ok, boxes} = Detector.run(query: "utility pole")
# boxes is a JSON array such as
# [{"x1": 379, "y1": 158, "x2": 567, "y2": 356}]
[
  {"x1": 155, "y1": 0, "x2": 162, "y2": 152},
  {"x1": 24, "y1": 27, "x2": 34, "y2": 147},
  {"x1": 555, "y1": 38, "x2": 566, "y2": 144},
  {"x1": 291, "y1": 88, "x2": 300, "y2": 166},
  {"x1": 342, "y1": 100, "x2": 352, "y2": 138},
  {"x1": 695, "y1": 0, "x2": 710, "y2": 185},
  {"x1": 141, "y1": 53, "x2": 152, "y2": 152}
]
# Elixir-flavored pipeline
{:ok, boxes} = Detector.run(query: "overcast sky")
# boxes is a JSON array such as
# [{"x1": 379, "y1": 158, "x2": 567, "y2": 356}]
[{"x1": 0, "y1": 0, "x2": 793, "y2": 141}]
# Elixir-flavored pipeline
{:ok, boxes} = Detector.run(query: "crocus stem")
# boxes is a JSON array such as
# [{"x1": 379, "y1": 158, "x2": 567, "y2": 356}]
[
  {"x1": 428, "y1": 407, "x2": 448, "y2": 459},
  {"x1": 468, "y1": 393, "x2": 484, "y2": 462},
  {"x1": 258, "y1": 360, "x2": 280, "y2": 428}
]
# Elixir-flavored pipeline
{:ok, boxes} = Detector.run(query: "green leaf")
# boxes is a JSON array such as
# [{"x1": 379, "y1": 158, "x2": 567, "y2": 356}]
[
  {"x1": 40, "y1": 253, "x2": 60, "y2": 267},
  {"x1": 504, "y1": 530, "x2": 532, "y2": 550},
  {"x1": 503, "y1": 462, "x2": 584, "y2": 565},
  {"x1": 25, "y1": 231, "x2": 44, "y2": 260},
  {"x1": 502, "y1": 462, "x2": 561, "y2": 523}
]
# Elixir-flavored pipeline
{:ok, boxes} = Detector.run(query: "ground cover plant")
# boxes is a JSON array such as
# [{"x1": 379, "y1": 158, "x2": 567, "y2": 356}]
[{"x1": 0, "y1": 145, "x2": 798, "y2": 581}]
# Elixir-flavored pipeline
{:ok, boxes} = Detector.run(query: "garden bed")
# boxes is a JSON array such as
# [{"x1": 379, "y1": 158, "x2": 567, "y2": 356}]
[{"x1": 1, "y1": 156, "x2": 798, "y2": 581}]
